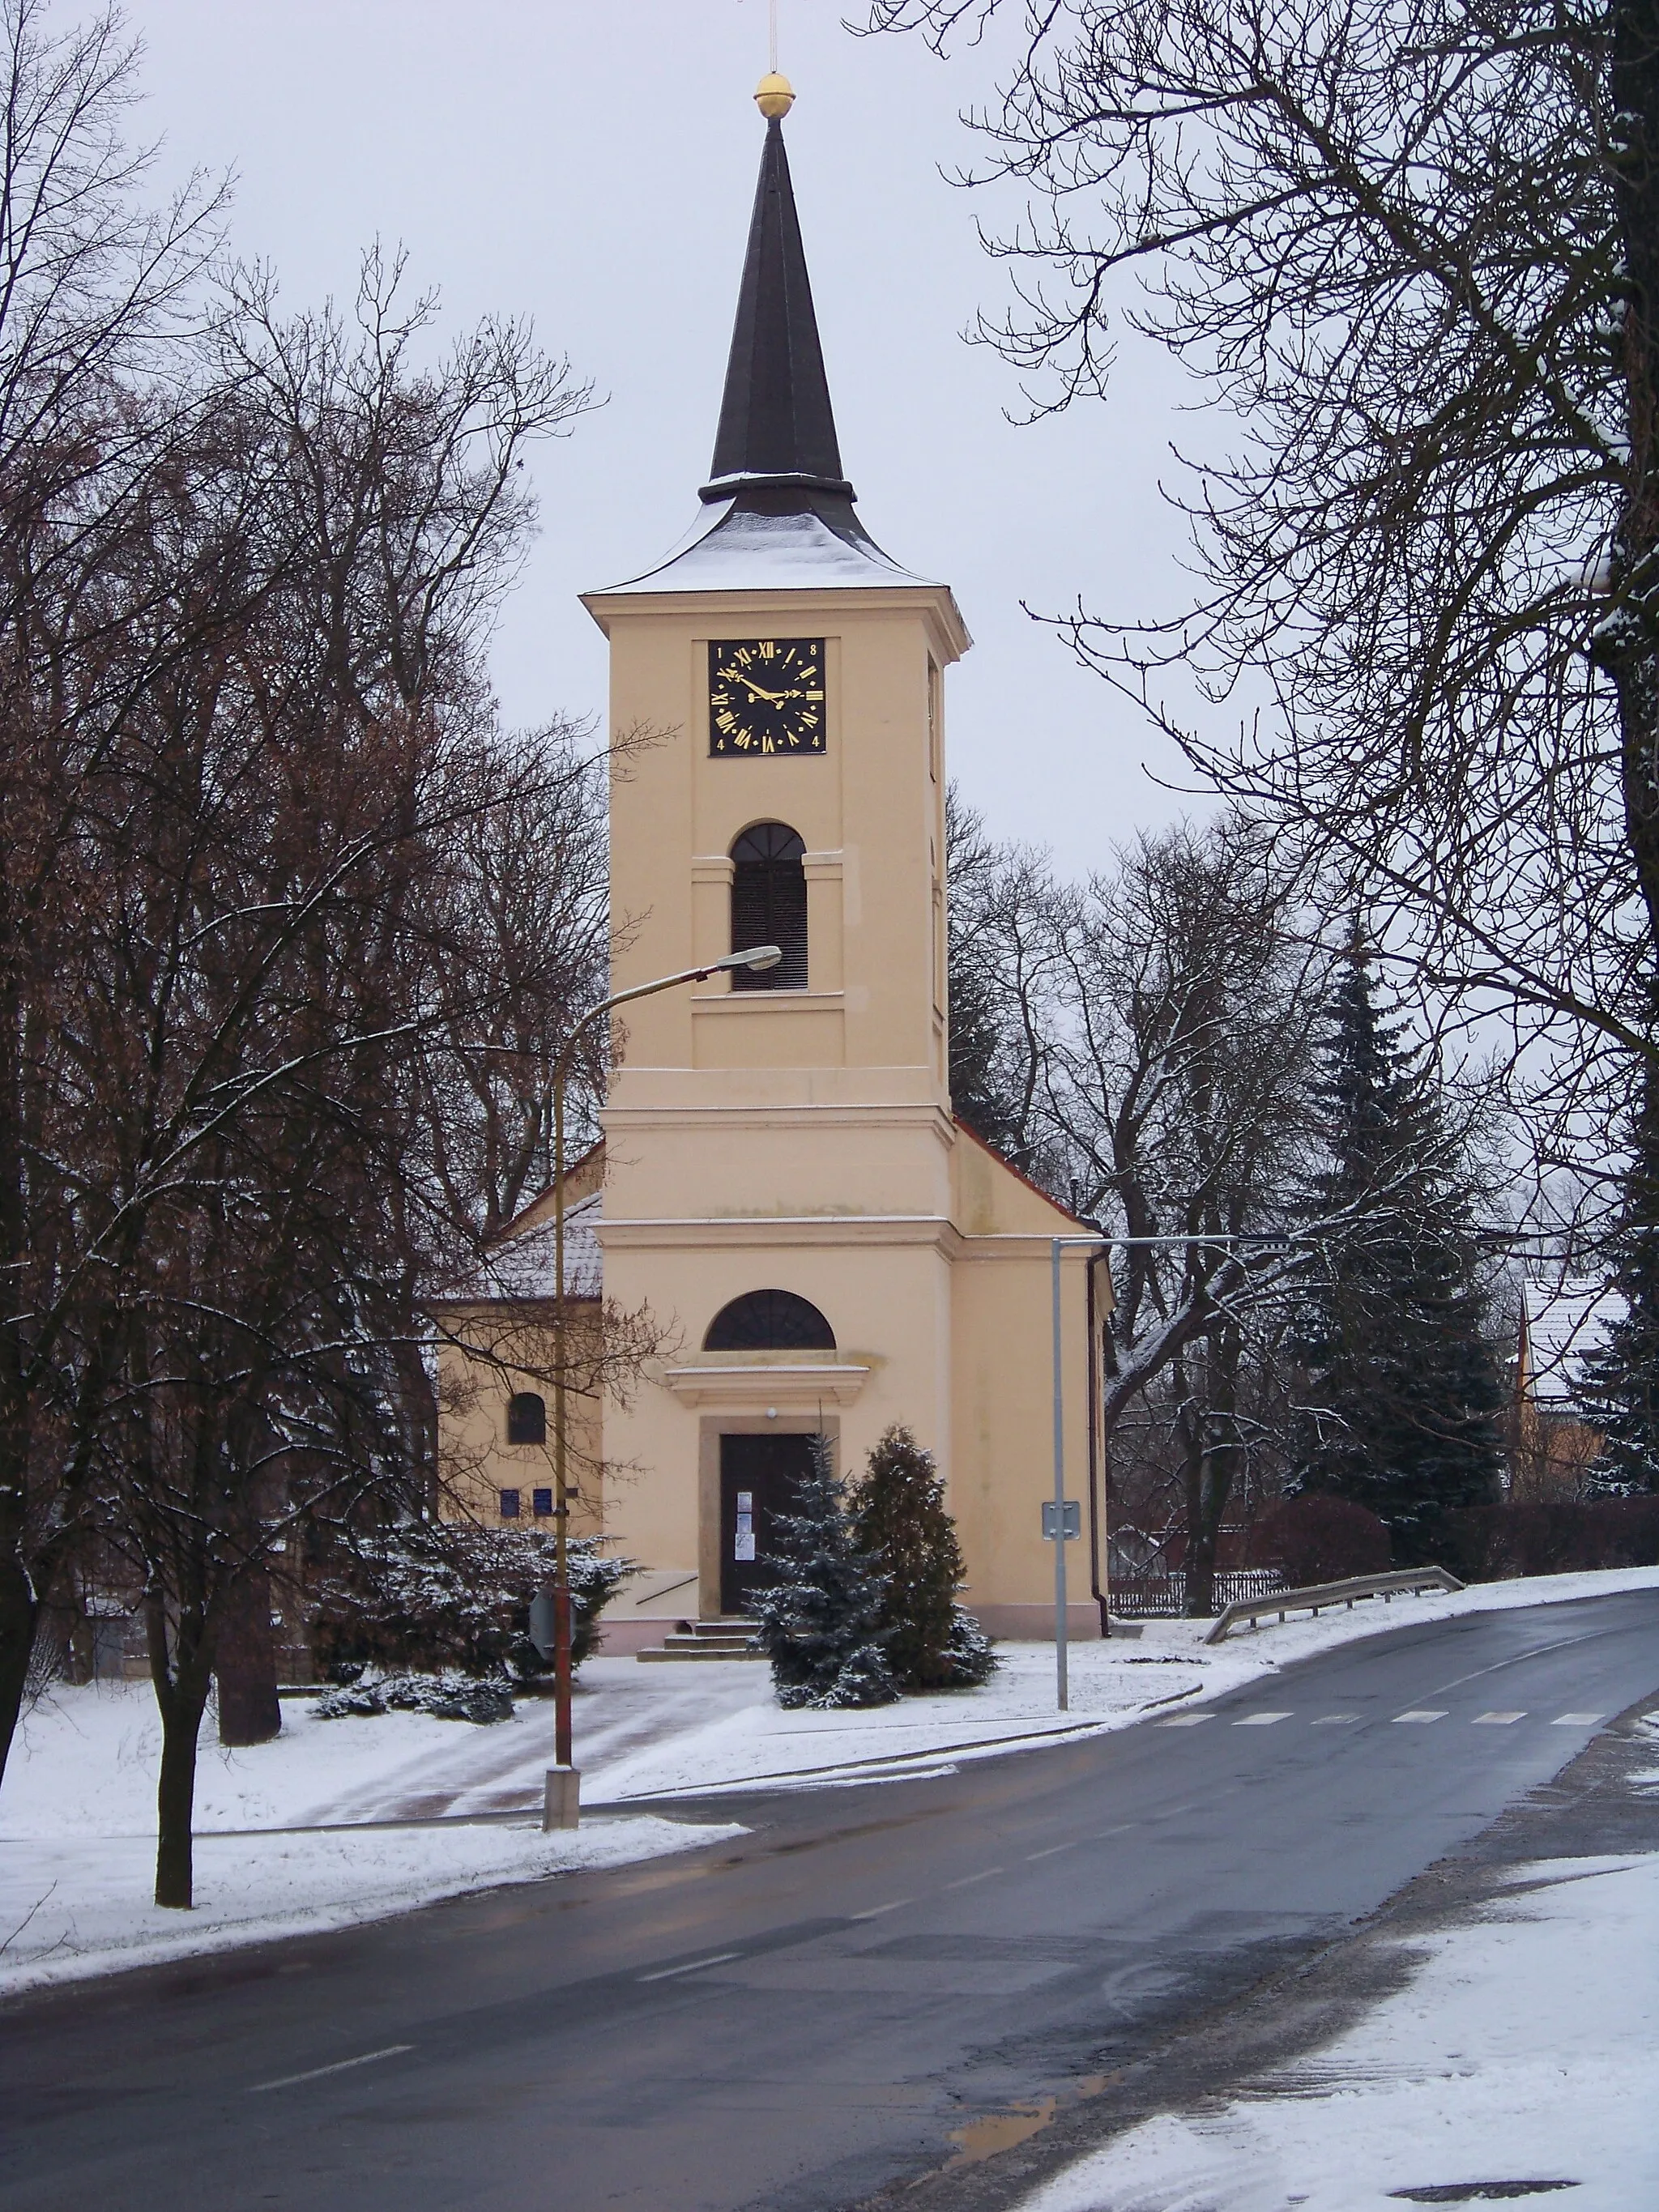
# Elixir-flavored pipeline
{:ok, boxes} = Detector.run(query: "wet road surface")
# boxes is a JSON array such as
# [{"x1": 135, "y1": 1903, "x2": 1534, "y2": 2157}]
[{"x1": 3, "y1": 1590, "x2": 1656, "y2": 2212}]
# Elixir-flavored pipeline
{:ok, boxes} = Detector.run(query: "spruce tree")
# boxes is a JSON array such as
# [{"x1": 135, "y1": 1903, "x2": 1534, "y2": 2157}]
[
  {"x1": 849, "y1": 1426, "x2": 996, "y2": 1688},
  {"x1": 751, "y1": 1436, "x2": 898, "y2": 1709},
  {"x1": 1295, "y1": 927, "x2": 1505, "y2": 1562},
  {"x1": 1582, "y1": 1053, "x2": 1659, "y2": 1490}
]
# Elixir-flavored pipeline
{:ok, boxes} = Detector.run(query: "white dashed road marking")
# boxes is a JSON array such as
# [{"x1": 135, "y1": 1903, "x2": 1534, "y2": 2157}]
[
  {"x1": 849, "y1": 1899, "x2": 913, "y2": 1920},
  {"x1": 944, "y1": 1869, "x2": 1002, "y2": 1890},
  {"x1": 249, "y1": 2045, "x2": 415, "y2": 2094},
  {"x1": 1473, "y1": 1711, "x2": 1526, "y2": 1724},
  {"x1": 1392, "y1": 1710, "x2": 1448, "y2": 1724},
  {"x1": 1233, "y1": 1712, "x2": 1293, "y2": 1726},
  {"x1": 1158, "y1": 1713, "x2": 1213, "y2": 1727},
  {"x1": 1553, "y1": 1712, "x2": 1604, "y2": 1726},
  {"x1": 637, "y1": 1954, "x2": 742, "y2": 1984},
  {"x1": 1311, "y1": 1715, "x2": 1362, "y2": 1725}
]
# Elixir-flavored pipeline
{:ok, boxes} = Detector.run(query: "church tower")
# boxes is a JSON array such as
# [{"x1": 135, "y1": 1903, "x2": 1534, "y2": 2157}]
[{"x1": 581, "y1": 76, "x2": 1099, "y2": 1639}]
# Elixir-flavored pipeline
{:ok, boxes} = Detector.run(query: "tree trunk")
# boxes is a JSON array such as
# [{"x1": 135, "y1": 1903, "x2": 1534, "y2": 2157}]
[
  {"x1": 0, "y1": 1545, "x2": 36, "y2": 1793},
  {"x1": 1603, "y1": 0, "x2": 1659, "y2": 957},
  {"x1": 1182, "y1": 1323, "x2": 1244, "y2": 1618},
  {"x1": 1178, "y1": 1387, "x2": 1218, "y2": 1618},
  {"x1": 1183, "y1": 1505, "x2": 1218, "y2": 1618},
  {"x1": 147, "y1": 1596, "x2": 213, "y2": 1911},
  {"x1": 215, "y1": 1566, "x2": 280, "y2": 1747}
]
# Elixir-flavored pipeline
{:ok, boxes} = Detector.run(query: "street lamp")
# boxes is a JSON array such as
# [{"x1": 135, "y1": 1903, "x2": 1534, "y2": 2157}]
[{"x1": 543, "y1": 944, "x2": 781, "y2": 1824}]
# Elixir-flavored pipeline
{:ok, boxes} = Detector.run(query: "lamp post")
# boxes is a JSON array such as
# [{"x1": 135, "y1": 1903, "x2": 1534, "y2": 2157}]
[{"x1": 544, "y1": 944, "x2": 782, "y2": 1804}]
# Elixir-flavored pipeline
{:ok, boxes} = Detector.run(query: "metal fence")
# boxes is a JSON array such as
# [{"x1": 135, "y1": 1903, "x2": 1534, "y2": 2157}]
[{"x1": 1110, "y1": 1568, "x2": 1286, "y2": 1619}]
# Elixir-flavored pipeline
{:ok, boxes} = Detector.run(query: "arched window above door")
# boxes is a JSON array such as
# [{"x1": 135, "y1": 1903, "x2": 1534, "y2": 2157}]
[
  {"x1": 704, "y1": 1289, "x2": 836, "y2": 1352},
  {"x1": 730, "y1": 822, "x2": 808, "y2": 990}
]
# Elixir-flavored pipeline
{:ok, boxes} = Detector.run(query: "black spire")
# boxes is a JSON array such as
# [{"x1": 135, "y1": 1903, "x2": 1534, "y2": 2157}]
[{"x1": 702, "y1": 114, "x2": 854, "y2": 505}]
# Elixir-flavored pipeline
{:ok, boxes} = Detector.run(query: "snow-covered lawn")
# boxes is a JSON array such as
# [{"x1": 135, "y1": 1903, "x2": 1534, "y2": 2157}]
[
  {"x1": 2, "y1": 1564, "x2": 1654, "y2": 2000},
  {"x1": 0, "y1": 1815, "x2": 740, "y2": 2001},
  {"x1": 0, "y1": 1677, "x2": 748, "y2": 1998},
  {"x1": 1015, "y1": 1847, "x2": 1659, "y2": 2212}
]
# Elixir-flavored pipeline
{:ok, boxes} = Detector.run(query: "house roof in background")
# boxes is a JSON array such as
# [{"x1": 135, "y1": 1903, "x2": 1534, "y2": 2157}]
[
  {"x1": 1522, "y1": 1278, "x2": 1624, "y2": 1404},
  {"x1": 445, "y1": 1191, "x2": 603, "y2": 1305}
]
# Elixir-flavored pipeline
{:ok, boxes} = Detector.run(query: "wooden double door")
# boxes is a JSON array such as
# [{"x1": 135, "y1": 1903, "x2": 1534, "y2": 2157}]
[{"x1": 719, "y1": 1431, "x2": 815, "y2": 1617}]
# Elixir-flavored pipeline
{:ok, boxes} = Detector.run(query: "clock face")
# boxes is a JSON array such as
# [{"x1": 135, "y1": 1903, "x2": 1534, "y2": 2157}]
[{"x1": 708, "y1": 637, "x2": 826, "y2": 757}]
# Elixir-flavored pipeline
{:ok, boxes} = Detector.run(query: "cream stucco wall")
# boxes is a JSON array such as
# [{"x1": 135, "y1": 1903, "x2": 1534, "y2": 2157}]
[
  {"x1": 570, "y1": 571, "x2": 1104, "y2": 1637},
  {"x1": 433, "y1": 1311, "x2": 606, "y2": 1540}
]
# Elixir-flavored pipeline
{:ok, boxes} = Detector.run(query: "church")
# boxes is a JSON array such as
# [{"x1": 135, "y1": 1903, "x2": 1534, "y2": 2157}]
[{"x1": 437, "y1": 74, "x2": 1107, "y2": 1652}]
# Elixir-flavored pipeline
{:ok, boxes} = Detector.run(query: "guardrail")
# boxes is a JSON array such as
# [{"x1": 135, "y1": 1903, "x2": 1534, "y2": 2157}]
[{"x1": 1202, "y1": 1565, "x2": 1464, "y2": 1644}]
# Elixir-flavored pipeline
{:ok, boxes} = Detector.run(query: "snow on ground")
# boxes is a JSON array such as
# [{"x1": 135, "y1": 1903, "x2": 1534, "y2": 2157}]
[
  {"x1": 587, "y1": 1562, "x2": 1659, "y2": 1800},
  {"x1": 1013, "y1": 1850, "x2": 1659, "y2": 2212},
  {"x1": 2, "y1": 1564, "x2": 1654, "y2": 1998},
  {"x1": 0, "y1": 1813, "x2": 740, "y2": 2001}
]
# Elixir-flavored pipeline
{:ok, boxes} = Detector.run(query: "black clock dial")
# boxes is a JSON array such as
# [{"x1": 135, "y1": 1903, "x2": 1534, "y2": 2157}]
[{"x1": 708, "y1": 637, "x2": 826, "y2": 757}]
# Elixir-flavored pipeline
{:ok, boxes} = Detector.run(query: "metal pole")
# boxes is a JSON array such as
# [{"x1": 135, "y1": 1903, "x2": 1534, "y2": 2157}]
[
  {"x1": 1051, "y1": 1236, "x2": 1068, "y2": 1712},
  {"x1": 552, "y1": 1058, "x2": 574, "y2": 1771}
]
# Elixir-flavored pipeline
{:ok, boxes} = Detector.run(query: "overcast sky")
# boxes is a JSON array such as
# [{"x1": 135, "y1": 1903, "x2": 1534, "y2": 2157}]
[{"x1": 126, "y1": 0, "x2": 1209, "y2": 876}]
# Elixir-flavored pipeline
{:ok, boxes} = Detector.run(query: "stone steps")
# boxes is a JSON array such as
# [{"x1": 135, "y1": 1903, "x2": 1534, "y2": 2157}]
[{"x1": 636, "y1": 1618, "x2": 764, "y2": 1663}]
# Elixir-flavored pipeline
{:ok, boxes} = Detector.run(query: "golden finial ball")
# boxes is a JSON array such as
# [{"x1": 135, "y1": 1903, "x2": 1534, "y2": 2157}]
[{"x1": 754, "y1": 71, "x2": 795, "y2": 120}]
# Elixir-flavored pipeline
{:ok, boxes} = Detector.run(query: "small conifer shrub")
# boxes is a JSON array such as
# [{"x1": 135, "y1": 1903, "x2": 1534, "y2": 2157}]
[
  {"x1": 311, "y1": 1524, "x2": 631, "y2": 1684},
  {"x1": 849, "y1": 1426, "x2": 996, "y2": 1689},
  {"x1": 752, "y1": 1436, "x2": 899, "y2": 1709}
]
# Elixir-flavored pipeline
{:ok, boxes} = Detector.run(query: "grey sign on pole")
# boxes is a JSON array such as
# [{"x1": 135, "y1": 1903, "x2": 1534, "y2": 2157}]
[
  {"x1": 1042, "y1": 1500, "x2": 1081, "y2": 1541},
  {"x1": 528, "y1": 1590, "x2": 557, "y2": 1660}
]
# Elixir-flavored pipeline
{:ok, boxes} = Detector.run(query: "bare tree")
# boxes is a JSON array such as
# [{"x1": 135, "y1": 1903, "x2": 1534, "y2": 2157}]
[
  {"x1": 1051, "y1": 827, "x2": 1338, "y2": 1610},
  {"x1": 0, "y1": 245, "x2": 598, "y2": 1903},
  {"x1": 410, "y1": 724, "x2": 612, "y2": 1243},
  {"x1": 950, "y1": 805, "x2": 1340, "y2": 1607},
  {"x1": 868, "y1": 0, "x2": 1657, "y2": 1147},
  {"x1": 945, "y1": 787, "x2": 1066, "y2": 1177},
  {"x1": 0, "y1": 0, "x2": 225, "y2": 1788}
]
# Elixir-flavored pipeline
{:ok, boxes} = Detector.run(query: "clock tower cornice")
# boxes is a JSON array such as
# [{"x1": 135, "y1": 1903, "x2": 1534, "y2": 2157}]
[{"x1": 579, "y1": 582, "x2": 971, "y2": 663}]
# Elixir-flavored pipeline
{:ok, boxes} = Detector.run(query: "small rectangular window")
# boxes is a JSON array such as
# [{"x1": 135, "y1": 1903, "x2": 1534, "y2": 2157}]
[
  {"x1": 499, "y1": 1488, "x2": 521, "y2": 1519},
  {"x1": 532, "y1": 1487, "x2": 553, "y2": 1518}
]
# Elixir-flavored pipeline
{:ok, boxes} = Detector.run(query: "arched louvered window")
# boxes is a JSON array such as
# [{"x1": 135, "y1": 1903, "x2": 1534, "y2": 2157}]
[
  {"x1": 704, "y1": 1289, "x2": 836, "y2": 1352},
  {"x1": 506, "y1": 1392, "x2": 546, "y2": 1447},
  {"x1": 731, "y1": 822, "x2": 808, "y2": 990}
]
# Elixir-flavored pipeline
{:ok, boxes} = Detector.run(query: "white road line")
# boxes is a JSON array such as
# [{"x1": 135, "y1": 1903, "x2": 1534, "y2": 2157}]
[
  {"x1": 1473, "y1": 1710, "x2": 1526, "y2": 1725},
  {"x1": 1392, "y1": 1710, "x2": 1448, "y2": 1724},
  {"x1": 1094, "y1": 1822, "x2": 1139, "y2": 1838},
  {"x1": 1553, "y1": 1712, "x2": 1605, "y2": 1726},
  {"x1": 849, "y1": 1898, "x2": 913, "y2": 1920},
  {"x1": 1157, "y1": 1713, "x2": 1214, "y2": 1728},
  {"x1": 1311, "y1": 1715, "x2": 1362, "y2": 1725},
  {"x1": 944, "y1": 1868, "x2": 1003, "y2": 1890},
  {"x1": 249, "y1": 2044, "x2": 414, "y2": 2094},
  {"x1": 1025, "y1": 1843, "x2": 1075, "y2": 1861},
  {"x1": 636, "y1": 1952, "x2": 741, "y2": 1984},
  {"x1": 1233, "y1": 1711, "x2": 1293, "y2": 1726}
]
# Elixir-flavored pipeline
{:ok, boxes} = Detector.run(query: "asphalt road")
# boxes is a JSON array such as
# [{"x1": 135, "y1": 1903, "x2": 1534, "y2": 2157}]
[{"x1": 4, "y1": 1590, "x2": 1657, "y2": 2212}]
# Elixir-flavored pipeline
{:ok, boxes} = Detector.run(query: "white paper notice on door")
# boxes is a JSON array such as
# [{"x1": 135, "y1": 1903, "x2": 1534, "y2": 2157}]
[{"x1": 734, "y1": 1516, "x2": 756, "y2": 1562}]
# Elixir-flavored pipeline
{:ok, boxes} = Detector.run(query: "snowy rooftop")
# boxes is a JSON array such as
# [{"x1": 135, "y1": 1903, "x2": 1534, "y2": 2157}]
[
  {"x1": 592, "y1": 493, "x2": 941, "y2": 597},
  {"x1": 448, "y1": 1191, "x2": 602, "y2": 1303},
  {"x1": 1522, "y1": 1277, "x2": 1623, "y2": 1404}
]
